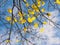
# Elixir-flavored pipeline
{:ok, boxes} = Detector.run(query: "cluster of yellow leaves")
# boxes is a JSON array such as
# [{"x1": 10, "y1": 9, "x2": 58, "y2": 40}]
[
  {"x1": 31, "y1": 4, "x2": 39, "y2": 12},
  {"x1": 54, "y1": 0, "x2": 60, "y2": 5},
  {"x1": 18, "y1": 11, "x2": 27, "y2": 24},
  {"x1": 20, "y1": 19, "x2": 26, "y2": 24},
  {"x1": 18, "y1": 11, "x2": 23, "y2": 17},
  {"x1": 37, "y1": 0, "x2": 41, "y2": 7},
  {"x1": 7, "y1": 0, "x2": 47, "y2": 27},
  {"x1": 37, "y1": 0, "x2": 45, "y2": 7},
  {"x1": 31, "y1": 0, "x2": 45, "y2": 12},
  {"x1": 28, "y1": 9, "x2": 35, "y2": 15},
  {"x1": 28, "y1": 16, "x2": 36, "y2": 23},
  {"x1": 6, "y1": 16, "x2": 18, "y2": 24},
  {"x1": 7, "y1": 8, "x2": 18, "y2": 24},
  {"x1": 7, "y1": 9, "x2": 27, "y2": 24}
]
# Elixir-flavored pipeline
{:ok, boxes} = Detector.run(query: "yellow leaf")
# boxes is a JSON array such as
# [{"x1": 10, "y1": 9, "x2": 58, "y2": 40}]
[
  {"x1": 37, "y1": 1, "x2": 41, "y2": 4},
  {"x1": 28, "y1": 9, "x2": 35, "y2": 15},
  {"x1": 27, "y1": 16, "x2": 36, "y2": 23},
  {"x1": 55, "y1": 0, "x2": 60, "y2": 5},
  {"x1": 46, "y1": 13, "x2": 51, "y2": 17},
  {"x1": 14, "y1": 18, "x2": 17, "y2": 22},
  {"x1": 41, "y1": 8, "x2": 45, "y2": 12},
  {"x1": 23, "y1": 27, "x2": 27, "y2": 32},
  {"x1": 32, "y1": 16, "x2": 36, "y2": 21},
  {"x1": 43, "y1": 21, "x2": 47, "y2": 25},
  {"x1": 37, "y1": 4, "x2": 41, "y2": 7},
  {"x1": 31, "y1": 4, "x2": 39, "y2": 12},
  {"x1": 31, "y1": 4, "x2": 37, "y2": 9},
  {"x1": 6, "y1": 40, "x2": 10, "y2": 43},
  {"x1": 6, "y1": 16, "x2": 11, "y2": 21},
  {"x1": 24, "y1": 0, "x2": 26, "y2": 2},
  {"x1": 42, "y1": 1, "x2": 45, "y2": 6},
  {"x1": 21, "y1": 19, "x2": 26, "y2": 24},
  {"x1": 34, "y1": 23, "x2": 38, "y2": 28},
  {"x1": 7, "y1": 8, "x2": 12, "y2": 14},
  {"x1": 26, "y1": 3, "x2": 29, "y2": 7},
  {"x1": 19, "y1": 17, "x2": 23, "y2": 20},
  {"x1": 35, "y1": 9, "x2": 39, "y2": 12},
  {"x1": 37, "y1": 1, "x2": 45, "y2": 7},
  {"x1": 37, "y1": 1, "x2": 41, "y2": 7},
  {"x1": 18, "y1": 11, "x2": 23, "y2": 17},
  {"x1": 39, "y1": 28, "x2": 45, "y2": 32},
  {"x1": 28, "y1": 17, "x2": 33, "y2": 23}
]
